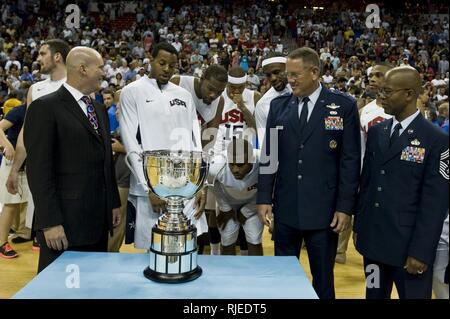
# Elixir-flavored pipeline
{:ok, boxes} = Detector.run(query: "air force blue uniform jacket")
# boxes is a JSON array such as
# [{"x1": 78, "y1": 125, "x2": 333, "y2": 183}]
[
  {"x1": 257, "y1": 87, "x2": 361, "y2": 230},
  {"x1": 355, "y1": 114, "x2": 449, "y2": 267}
]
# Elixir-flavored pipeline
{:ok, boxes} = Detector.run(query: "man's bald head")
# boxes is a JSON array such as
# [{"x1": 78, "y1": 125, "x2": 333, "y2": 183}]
[
  {"x1": 66, "y1": 47, "x2": 102, "y2": 73},
  {"x1": 65, "y1": 46, "x2": 105, "y2": 95},
  {"x1": 380, "y1": 66, "x2": 422, "y2": 120},
  {"x1": 385, "y1": 66, "x2": 422, "y2": 97}
]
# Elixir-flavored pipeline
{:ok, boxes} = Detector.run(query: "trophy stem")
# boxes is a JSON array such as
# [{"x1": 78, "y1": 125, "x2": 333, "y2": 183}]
[{"x1": 166, "y1": 197, "x2": 185, "y2": 215}]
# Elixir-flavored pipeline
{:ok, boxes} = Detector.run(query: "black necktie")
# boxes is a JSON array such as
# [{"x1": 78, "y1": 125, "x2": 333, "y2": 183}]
[
  {"x1": 299, "y1": 96, "x2": 310, "y2": 134},
  {"x1": 390, "y1": 122, "x2": 402, "y2": 147}
]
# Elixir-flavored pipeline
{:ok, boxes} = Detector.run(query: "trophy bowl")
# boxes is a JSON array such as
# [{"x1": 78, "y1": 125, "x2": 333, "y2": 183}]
[{"x1": 128, "y1": 150, "x2": 209, "y2": 283}]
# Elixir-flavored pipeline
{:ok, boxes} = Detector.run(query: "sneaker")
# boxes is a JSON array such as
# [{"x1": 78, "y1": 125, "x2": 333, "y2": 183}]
[
  {"x1": 11, "y1": 236, "x2": 32, "y2": 244},
  {"x1": 32, "y1": 238, "x2": 40, "y2": 252},
  {"x1": 0, "y1": 242, "x2": 19, "y2": 259}
]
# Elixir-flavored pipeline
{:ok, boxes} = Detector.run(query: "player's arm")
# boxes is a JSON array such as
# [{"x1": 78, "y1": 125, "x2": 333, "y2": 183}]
[
  {"x1": 235, "y1": 96, "x2": 256, "y2": 130},
  {"x1": 5, "y1": 88, "x2": 33, "y2": 194},
  {"x1": 203, "y1": 96, "x2": 224, "y2": 149},
  {"x1": 0, "y1": 119, "x2": 14, "y2": 160}
]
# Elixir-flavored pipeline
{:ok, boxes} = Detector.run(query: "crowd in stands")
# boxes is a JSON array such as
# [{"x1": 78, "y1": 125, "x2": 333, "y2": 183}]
[{"x1": 0, "y1": 0, "x2": 448, "y2": 124}]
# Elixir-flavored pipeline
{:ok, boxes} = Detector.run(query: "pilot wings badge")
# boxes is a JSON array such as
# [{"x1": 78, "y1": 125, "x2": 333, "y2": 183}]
[{"x1": 326, "y1": 103, "x2": 340, "y2": 110}]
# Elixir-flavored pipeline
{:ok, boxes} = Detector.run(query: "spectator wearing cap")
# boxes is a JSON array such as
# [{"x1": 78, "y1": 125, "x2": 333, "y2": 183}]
[{"x1": 2, "y1": 91, "x2": 22, "y2": 116}]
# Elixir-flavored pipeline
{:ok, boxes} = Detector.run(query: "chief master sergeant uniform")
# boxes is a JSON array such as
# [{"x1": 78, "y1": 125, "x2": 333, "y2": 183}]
[{"x1": 355, "y1": 111, "x2": 449, "y2": 299}]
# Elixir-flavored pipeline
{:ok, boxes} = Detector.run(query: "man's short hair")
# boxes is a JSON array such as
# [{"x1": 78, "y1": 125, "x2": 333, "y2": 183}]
[
  {"x1": 288, "y1": 47, "x2": 320, "y2": 68},
  {"x1": 228, "y1": 66, "x2": 246, "y2": 78},
  {"x1": 102, "y1": 89, "x2": 114, "y2": 96},
  {"x1": 204, "y1": 64, "x2": 228, "y2": 83},
  {"x1": 151, "y1": 42, "x2": 178, "y2": 59},
  {"x1": 375, "y1": 61, "x2": 395, "y2": 69},
  {"x1": 43, "y1": 39, "x2": 70, "y2": 64}
]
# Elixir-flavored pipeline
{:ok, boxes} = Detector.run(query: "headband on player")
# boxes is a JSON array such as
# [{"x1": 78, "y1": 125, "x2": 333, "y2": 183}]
[
  {"x1": 228, "y1": 75, "x2": 247, "y2": 84},
  {"x1": 262, "y1": 57, "x2": 287, "y2": 67}
]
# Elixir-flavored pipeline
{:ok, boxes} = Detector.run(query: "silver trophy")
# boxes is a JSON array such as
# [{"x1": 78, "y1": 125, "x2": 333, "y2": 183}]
[{"x1": 126, "y1": 150, "x2": 209, "y2": 283}]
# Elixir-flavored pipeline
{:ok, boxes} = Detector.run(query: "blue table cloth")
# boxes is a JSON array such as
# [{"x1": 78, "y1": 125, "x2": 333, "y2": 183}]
[{"x1": 14, "y1": 252, "x2": 317, "y2": 299}]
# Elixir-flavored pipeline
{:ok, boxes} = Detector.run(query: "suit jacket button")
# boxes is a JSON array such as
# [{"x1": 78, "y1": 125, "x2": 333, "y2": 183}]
[
  {"x1": 380, "y1": 170, "x2": 386, "y2": 175},
  {"x1": 298, "y1": 159, "x2": 303, "y2": 164},
  {"x1": 298, "y1": 175, "x2": 303, "y2": 180},
  {"x1": 300, "y1": 144, "x2": 304, "y2": 149},
  {"x1": 374, "y1": 203, "x2": 380, "y2": 208},
  {"x1": 377, "y1": 187, "x2": 382, "y2": 192}
]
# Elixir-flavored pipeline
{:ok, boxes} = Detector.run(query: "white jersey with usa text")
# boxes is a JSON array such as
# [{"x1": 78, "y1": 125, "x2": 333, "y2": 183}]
[
  {"x1": 208, "y1": 152, "x2": 259, "y2": 216},
  {"x1": 360, "y1": 99, "x2": 392, "y2": 164},
  {"x1": 119, "y1": 76, "x2": 202, "y2": 196},
  {"x1": 178, "y1": 75, "x2": 220, "y2": 126},
  {"x1": 213, "y1": 88, "x2": 256, "y2": 154},
  {"x1": 255, "y1": 85, "x2": 291, "y2": 148},
  {"x1": 31, "y1": 77, "x2": 66, "y2": 101}
]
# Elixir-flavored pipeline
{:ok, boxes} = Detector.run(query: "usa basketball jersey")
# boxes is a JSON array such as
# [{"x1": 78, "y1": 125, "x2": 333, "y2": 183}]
[{"x1": 213, "y1": 88, "x2": 256, "y2": 154}]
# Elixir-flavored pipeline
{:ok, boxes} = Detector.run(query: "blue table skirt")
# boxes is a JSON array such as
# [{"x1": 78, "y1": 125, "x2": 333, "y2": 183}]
[{"x1": 13, "y1": 251, "x2": 318, "y2": 299}]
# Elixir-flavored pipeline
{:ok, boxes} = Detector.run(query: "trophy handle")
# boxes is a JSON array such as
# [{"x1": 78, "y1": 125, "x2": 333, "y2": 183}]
[{"x1": 125, "y1": 151, "x2": 150, "y2": 193}]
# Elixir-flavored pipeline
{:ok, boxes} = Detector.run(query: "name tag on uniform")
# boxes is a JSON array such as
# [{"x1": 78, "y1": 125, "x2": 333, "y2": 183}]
[
  {"x1": 324, "y1": 116, "x2": 344, "y2": 130},
  {"x1": 400, "y1": 146, "x2": 425, "y2": 163}
]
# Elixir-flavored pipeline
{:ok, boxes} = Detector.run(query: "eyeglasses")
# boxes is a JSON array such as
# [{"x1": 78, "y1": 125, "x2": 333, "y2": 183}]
[
  {"x1": 378, "y1": 88, "x2": 411, "y2": 97},
  {"x1": 285, "y1": 72, "x2": 305, "y2": 80},
  {"x1": 285, "y1": 66, "x2": 316, "y2": 80}
]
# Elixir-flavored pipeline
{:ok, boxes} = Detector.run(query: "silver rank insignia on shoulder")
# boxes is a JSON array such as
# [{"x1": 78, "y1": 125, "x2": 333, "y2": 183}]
[
  {"x1": 411, "y1": 139, "x2": 421, "y2": 146},
  {"x1": 329, "y1": 111, "x2": 338, "y2": 115},
  {"x1": 326, "y1": 103, "x2": 340, "y2": 110}
]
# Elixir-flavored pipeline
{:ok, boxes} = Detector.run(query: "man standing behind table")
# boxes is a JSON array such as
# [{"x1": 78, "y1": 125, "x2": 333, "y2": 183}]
[
  {"x1": 24, "y1": 47, "x2": 121, "y2": 272},
  {"x1": 257, "y1": 47, "x2": 361, "y2": 299},
  {"x1": 354, "y1": 66, "x2": 449, "y2": 299},
  {"x1": 119, "y1": 42, "x2": 203, "y2": 250}
]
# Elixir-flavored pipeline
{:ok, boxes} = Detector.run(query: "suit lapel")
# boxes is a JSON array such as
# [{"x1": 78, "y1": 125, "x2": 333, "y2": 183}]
[
  {"x1": 300, "y1": 88, "x2": 328, "y2": 143},
  {"x1": 382, "y1": 113, "x2": 423, "y2": 164},
  {"x1": 58, "y1": 87, "x2": 103, "y2": 143},
  {"x1": 93, "y1": 101, "x2": 107, "y2": 144},
  {"x1": 378, "y1": 118, "x2": 392, "y2": 155}
]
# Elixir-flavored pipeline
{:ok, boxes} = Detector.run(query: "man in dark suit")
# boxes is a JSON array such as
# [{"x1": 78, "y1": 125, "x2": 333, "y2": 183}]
[
  {"x1": 24, "y1": 47, "x2": 121, "y2": 272},
  {"x1": 354, "y1": 66, "x2": 449, "y2": 299},
  {"x1": 257, "y1": 47, "x2": 361, "y2": 299}
]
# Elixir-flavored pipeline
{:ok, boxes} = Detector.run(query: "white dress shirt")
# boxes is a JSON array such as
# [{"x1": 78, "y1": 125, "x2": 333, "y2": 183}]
[
  {"x1": 63, "y1": 82, "x2": 89, "y2": 117},
  {"x1": 298, "y1": 83, "x2": 322, "y2": 121},
  {"x1": 391, "y1": 109, "x2": 420, "y2": 137}
]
